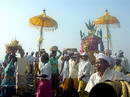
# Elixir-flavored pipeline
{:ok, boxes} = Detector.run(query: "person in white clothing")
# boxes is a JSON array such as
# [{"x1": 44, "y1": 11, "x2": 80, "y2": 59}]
[
  {"x1": 78, "y1": 52, "x2": 93, "y2": 93},
  {"x1": 39, "y1": 54, "x2": 51, "y2": 80},
  {"x1": 60, "y1": 54, "x2": 70, "y2": 83},
  {"x1": 36, "y1": 52, "x2": 52, "y2": 97},
  {"x1": 16, "y1": 49, "x2": 29, "y2": 94},
  {"x1": 68, "y1": 52, "x2": 80, "y2": 97},
  {"x1": 117, "y1": 50, "x2": 130, "y2": 73},
  {"x1": 85, "y1": 53, "x2": 130, "y2": 93},
  {"x1": 38, "y1": 49, "x2": 47, "y2": 72},
  {"x1": 59, "y1": 54, "x2": 70, "y2": 97},
  {"x1": 27, "y1": 52, "x2": 35, "y2": 75}
]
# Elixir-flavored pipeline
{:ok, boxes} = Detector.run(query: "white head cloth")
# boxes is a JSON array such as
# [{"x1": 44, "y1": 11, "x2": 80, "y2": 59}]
[{"x1": 95, "y1": 53, "x2": 111, "y2": 64}]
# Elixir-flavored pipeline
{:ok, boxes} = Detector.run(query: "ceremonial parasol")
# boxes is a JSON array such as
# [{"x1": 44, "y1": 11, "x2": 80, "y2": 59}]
[
  {"x1": 29, "y1": 10, "x2": 58, "y2": 51},
  {"x1": 93, "y1": 10, "x2": 120, "y2": 50}
]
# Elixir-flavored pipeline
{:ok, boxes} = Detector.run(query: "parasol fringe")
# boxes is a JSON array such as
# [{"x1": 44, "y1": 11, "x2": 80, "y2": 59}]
[
  {"x1": 29, "y1": 23, "x2": 58, "y2": 31},
  {"x1": 95, "y1": 23, "x2": 120, "y2": 28}
]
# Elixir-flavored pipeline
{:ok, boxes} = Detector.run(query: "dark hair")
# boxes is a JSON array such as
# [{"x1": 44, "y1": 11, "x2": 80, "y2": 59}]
[
  {"x1": 9, "y1": 55, "x2": 17, "y2": 62},
  {"x1": 41, "y1": 53, "x2": 49, "y2": 63},
  {"x1": 51, "y1": 51, "x2": 57, "y2": 55},
  {"x1": 89, "y1": 83, "x2": 117, "y2": 97},
  {"x1": 40, "y1": 49, "x2": 46, "y2": 54},
  {"x1": 50, "y1": 51, "x2": 57, "y2": 58}
]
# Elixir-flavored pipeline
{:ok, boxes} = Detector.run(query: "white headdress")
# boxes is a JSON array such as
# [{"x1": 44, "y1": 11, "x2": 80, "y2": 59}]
[{"x1": 95, "y1": 53, "x2": 111, "y2": 64}]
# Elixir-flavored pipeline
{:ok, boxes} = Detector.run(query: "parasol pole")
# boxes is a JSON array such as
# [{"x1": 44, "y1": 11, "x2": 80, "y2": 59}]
[
  {"x1": 38, "y1": 9, "x2": 46, "y2": 52},
  {"x1": 29, "y1": 9, "x2": 58, "y2": 52},
  {"x1": 38, "y1": 26, "x2": 43, "y2": 52},
  {"x1": 106, "y1": 24, "x2": 110, "y2": 50}
]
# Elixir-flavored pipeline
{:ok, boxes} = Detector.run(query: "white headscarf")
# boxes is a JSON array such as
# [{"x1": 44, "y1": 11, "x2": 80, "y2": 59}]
[{"x1": 95, "y1": 53, "x2": 111, "y2": 65}]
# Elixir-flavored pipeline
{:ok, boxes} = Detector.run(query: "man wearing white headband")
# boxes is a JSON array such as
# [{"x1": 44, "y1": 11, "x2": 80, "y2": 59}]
[
  {"x1": 78, "y1": 52, "x2": 93, "y2": 95},
  {"x1": 85, "y1": 53, "x2": 130, "y2": 93}
]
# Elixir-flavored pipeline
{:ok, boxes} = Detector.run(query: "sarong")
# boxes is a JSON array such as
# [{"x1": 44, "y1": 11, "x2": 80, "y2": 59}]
[
  {"x1": 60, "y1": 78, "x2": 69, "y2": 90},
  {"x1": 52, "y1": 73, "x2": 60, "y2": 89},
  {"x1": 78, "y1": 80, "x2": 87, "y2": 92},
  {"x1": 36, "y1": 80, "x2": 52, "y2": 97},
  {"x1": 16, "y1": 74, "x2": 28, "y2": 94}
]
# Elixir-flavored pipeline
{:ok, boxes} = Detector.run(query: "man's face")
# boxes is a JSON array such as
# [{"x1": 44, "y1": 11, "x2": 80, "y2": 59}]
[
  {"x1": 20, "y1": 50, "x2": 25, "y2": 57},
  {"x1": 95, "y1": 59, "x2": 108, "y2": 73},
  {"x1": 50, "y1": 52, "x2": 57, "y2": 57}
]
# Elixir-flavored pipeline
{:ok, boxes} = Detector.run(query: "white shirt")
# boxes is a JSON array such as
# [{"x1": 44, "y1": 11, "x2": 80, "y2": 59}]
[
  {"x1": 34, "y1": 56, "x2": 39, "y2": 62},
  {"x1": 16, "y1": 57, "x2": 29, "y2": 75},
  {"x1": 27, "y1": 55, "x2": 34, "y2": 65},
  {"x1": 85, "y1": 68, "x2": 130, "y2": 92},
  {"x1": 38, "y1": 57, "x2": 42, "y2": 70},
  {"x1": 61, "y1": 61, "x2": 69, "y2": 81},
  {"x1": 78, "y1": 60, "x2": 93, "y2": 82},
  {"x1": 40, "y1": 63, "x2": 51, "y2": 80},
  {"x1": 120, "y1": 57, "x2": 129, "y2": 73},
  {"x1": 69, "y1": 59, "x2": 78, "y2": 78}
]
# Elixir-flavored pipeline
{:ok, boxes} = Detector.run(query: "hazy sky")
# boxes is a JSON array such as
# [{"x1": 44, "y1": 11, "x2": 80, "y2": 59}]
[{"x1": 0, "y1": 0, "x2": 130, "y2": 60}]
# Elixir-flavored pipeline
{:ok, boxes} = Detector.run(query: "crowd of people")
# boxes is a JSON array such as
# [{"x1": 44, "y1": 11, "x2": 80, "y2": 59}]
[{"x1": 0, "y1": 47, "x2": 130, "y2": 97}]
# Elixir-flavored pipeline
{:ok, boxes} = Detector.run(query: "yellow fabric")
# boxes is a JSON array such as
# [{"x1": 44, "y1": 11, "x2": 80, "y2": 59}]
[
  {"x1": 127, "y1": 74, "x2": 130, "y2": 77},
  {"x1": 79, "y1": 91, "x2": 89, "y2": 97},
  {"x1": 93, "y1": 11, "x2": 119, "y2": 24},
  {"x1": 113, "y1": 65, "x2": 124, "y2": 72},
  {"x1": 34, "y1": 63, "x2": 40, "y2": 75},
  {"x1": 120, "y1": 81, "x2": 130, "y2": 97},
  {"x1": 94, "y1": 16, "x2": 119, "y2": 24},
  {"x1": 104, "y1": 81, "x2": 122, "y2": 96},
  {"x1": 78, "y1": 80, "x2": 88, "y2": 97},
  {"x1": 60, "y1": 78, "x2": 69, "y2": 90},
  {"x1": 105, "y1": 81, "x2": 130, "y2": 97},
  {"x1": 78, "y1": 80, "x2": 87, "y2": 92},
  {"x1": 60, "y1": 78, "x2": 79, "y2": 90},
  {"x1": 124, "y1": 81, "x2": 130, "y2": 96},
  {"x1": 73, "y1": 78, "x2": 79, "y2": 89},
  {"x1": 29, "y1": 13, "x2": 58, "y2": 28}
]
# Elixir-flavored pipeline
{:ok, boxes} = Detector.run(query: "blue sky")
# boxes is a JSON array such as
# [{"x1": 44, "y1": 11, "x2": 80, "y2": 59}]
[{"x1": 0, "y1": 0, "x2": 130, "y2": 60}]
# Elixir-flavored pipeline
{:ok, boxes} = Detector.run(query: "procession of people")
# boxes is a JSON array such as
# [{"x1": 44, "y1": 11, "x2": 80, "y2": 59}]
[
  {"x1": 0, "y1": 43, "x2": 130, "y2": 97},
  {"x1": 0, "y1": 8, "x2": 129, "y2": 97}
]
